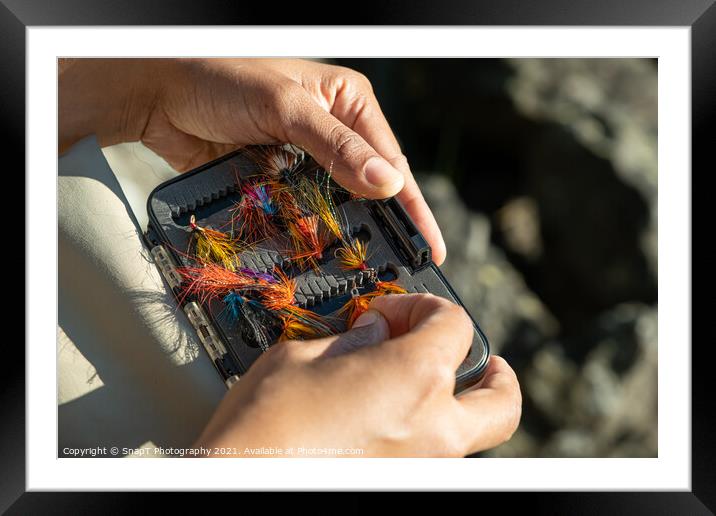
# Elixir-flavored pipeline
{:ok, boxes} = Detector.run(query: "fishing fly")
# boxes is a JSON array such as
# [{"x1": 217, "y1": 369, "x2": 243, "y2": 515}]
[
  {"x1": 178, "y1": 263, "x2": 272, "y2": 304},
  {"x1": 223, "y1": 292, "x2": 279, "y2": 351},
  {"x1": 230, "y1": 178, "x2": 279, "y2": 243},
  {"x1": 337, "y1": 281, "x2": 407, "y2": 328},
  {"x1": 180, "y1": 144, "x2": 407, "y2": 352},
  {"x1": 335, "y1": 238, "x2": 370, "y2": 271},
  {"x1": 189, "y1": 214, "x2": 242, "y2": 271}
]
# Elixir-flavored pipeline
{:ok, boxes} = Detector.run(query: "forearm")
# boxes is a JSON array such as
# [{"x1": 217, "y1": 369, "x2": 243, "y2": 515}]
[{"x1": 58, "y1": 58, "x2": 167, "y2": 153}]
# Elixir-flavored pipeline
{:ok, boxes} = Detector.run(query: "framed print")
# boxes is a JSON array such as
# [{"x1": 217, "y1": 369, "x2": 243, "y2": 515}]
[{"x1": 5, "y1": 0, "x2": 710, "y2": 512}]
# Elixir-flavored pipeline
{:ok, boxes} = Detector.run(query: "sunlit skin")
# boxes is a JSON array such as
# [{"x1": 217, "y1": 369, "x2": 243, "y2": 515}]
[
  {"x1": 59, "y1": 58, "x2": 447, "y2": 264},
  {"x1": 197, "y1": 294, "x2": 522, "y2": 457},
  {"x1": 59, "y1": 58, "x2": 521, "y2": 456}
]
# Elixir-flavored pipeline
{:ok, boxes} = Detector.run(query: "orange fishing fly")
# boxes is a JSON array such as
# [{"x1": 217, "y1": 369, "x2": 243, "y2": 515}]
[
  {"x1": 337, "y1": 281, "x2": 407, "y2": 328},
  {"x1": 278, "y1": 305, "x2": 336, "y2": 341},
  {"x1": 335, "y1": 238, "x2": 369, "y2": 271},
  {"x1": 286, "y1": 215, "x2": 331, "y2": 270},
  {"x1": 178, "y1": 263, "x2": 270, "y2": 303},
  {"x1": 229, "y1": 178, "x2": 279, "y2": 243},
  {"x1": 258, "y1": 268, "x2": 297, "y2": 311}
]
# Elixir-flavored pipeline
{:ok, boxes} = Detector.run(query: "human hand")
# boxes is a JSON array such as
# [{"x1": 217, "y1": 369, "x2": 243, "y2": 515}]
[
  {"x1": 194, "y1": 294, "x2": 521, "y2": 457},
  {"x1": 59, "y1": 58, "x2": 447, "y2": 264}
]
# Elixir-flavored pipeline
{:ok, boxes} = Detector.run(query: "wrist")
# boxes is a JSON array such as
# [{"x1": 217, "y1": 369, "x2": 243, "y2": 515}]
[{"x1": 58, "y1": 58, "x2": 171, "y2": 152}]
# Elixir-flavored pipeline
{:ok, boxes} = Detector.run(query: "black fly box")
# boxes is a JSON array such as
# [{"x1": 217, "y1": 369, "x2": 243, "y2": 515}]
[{"x1": 145, "y1": 146, "x2": 490, "y2": 392}]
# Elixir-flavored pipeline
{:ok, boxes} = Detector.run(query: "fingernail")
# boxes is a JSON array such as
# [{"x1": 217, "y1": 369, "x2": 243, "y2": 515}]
[
  {"x1": 352, "y1": 309, "x2": 379, "y2": 329},
  {"x1": 364, "y1": 157, "x2": 403, "y2": 191}
]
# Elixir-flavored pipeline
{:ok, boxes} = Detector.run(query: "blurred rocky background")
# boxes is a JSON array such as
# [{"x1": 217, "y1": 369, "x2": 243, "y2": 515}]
[{"x1": 334, "y1": 58, "x2": 657, "y2": 457}]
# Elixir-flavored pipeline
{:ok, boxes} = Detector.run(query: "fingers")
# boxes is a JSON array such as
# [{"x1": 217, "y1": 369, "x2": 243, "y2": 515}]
[
  {"x1": 367, "y1": 294, "x2": 475, "y2": 373},
  {"x1": 453, "y1": 356, "x2": 522, "y2": 454},
  {"x1": 333, "y1": 92, "x2": 447, "y2": 265},
  {"x1": 281, "y1": 87, "x2": 405, "y2": 199},
  {"x1": 286, "y1": 309, "x2": 391, "y2": 361},
  {"x1": 282, "y1": 71, "x2": 446, "y2": 264},
  {"x1": 332, "y1": 81, "x2": 447, "y2": 265},
  {"x1": 395, "y1": 174, "x2": 447, "y2": 265}
]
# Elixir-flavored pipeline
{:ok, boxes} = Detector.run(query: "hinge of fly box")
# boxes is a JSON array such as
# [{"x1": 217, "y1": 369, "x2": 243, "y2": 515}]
[
  {"x1": 149, "y1": 244, "x2": 183, "y2": 290},
  {"x1": 183, "y1": 301, "x2": 241, "y2": 388},
  {"x1": 183, "y1": 301, "x2": 228, "y2": 360},
  {"x1": 150, "y1": 243, "x2": 240, "y2": 388}
]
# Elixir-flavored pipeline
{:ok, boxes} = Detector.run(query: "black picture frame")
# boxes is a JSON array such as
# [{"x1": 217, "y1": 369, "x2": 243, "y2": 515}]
[{"x1": 4, "y1": 0, "x2": 710, "y2": 512}]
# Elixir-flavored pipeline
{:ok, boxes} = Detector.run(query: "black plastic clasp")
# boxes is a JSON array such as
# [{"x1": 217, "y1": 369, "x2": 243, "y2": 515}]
[
  {"x1": 214, "y1": 354, "x2": 241, "y2": 380},
  {"x1": 145, "y1": 223, "x2": 162, "y2": 248},
  {"x1": 371, "y1": 198, "x2": 432, "y2": 271}
]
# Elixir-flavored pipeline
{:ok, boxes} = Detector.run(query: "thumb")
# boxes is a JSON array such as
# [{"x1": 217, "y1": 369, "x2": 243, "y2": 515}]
[
  {"x1": 301, "y1": 309, "x2": 391, "y2": 360},
  {"x1": 283, "y1": 90, "x2": 405, "y2": 198}
]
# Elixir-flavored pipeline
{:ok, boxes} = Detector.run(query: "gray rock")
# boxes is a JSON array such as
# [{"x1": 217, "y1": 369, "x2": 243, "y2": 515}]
[
  {"x1": 418, "y1": 174, "x2": 559, "y2": 355},
  {"x1": 404, "y1": 59, "x2": 657, "y2": 458},
  {"x1": 418, "y1": 173, "x2": 657, "y2": 458},
  {"x1": 507, "y1": 58, "x2": 658, "y2": 279},
  {"x1": 494, "y1": 303, "x2": 656, "y2": 457}
]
